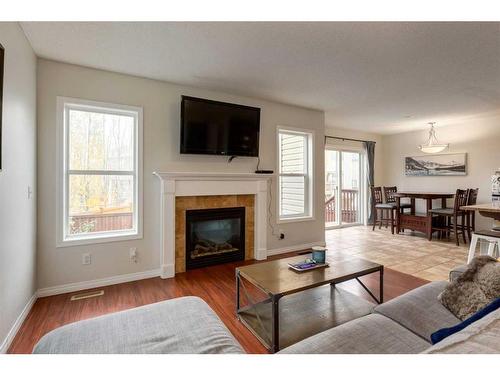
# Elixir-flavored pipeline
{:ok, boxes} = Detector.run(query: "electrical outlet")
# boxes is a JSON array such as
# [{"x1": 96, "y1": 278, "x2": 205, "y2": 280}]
[
  {"x1": 82, "y1": 253, "x2": 91, "y2": 265},
  {"x1": 130, "y1": 247, "x2": 138, "y2": 263},
  {"x1": 279, "y1": 230, "x2": 285, "y2": 240}
]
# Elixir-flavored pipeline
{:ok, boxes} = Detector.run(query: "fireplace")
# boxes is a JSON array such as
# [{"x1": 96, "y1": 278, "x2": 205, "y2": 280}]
[{"x1": 185, "y1": 207, "x2": 246, "y2": 269}]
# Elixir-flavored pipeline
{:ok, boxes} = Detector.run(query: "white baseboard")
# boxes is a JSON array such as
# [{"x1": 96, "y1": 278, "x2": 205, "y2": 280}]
[
  {"x1": 254, "y1": 247, "x2": 268, "y2": 260},
  {"x1": 267, "y1": 241, "x2": 326, "y2": 256},
  {"x1": 0, "y1": 293, "x2": 37, "y2": 354},
  {"x1": 37, "y1": 269, "x2": 161, "y2": 298},
  {"x1": 159, "y1": 264, "x2": 175, "y2": 279}
]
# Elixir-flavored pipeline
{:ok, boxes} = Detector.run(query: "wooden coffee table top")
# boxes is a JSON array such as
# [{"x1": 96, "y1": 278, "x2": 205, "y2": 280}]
[{"x1": 237, "y1": 256, "x2": 382, "y2": 296}]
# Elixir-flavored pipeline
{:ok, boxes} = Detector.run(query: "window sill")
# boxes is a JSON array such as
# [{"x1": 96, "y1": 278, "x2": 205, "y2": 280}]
[
  {"x1": 57, "y1": 232, "x2": 142, "y2": 248},
  {"x1": 277, "y1": 215, "x2": 315, "y2": 224}
]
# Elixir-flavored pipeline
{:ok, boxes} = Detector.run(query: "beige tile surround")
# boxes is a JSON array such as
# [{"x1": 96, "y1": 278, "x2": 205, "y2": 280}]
[
  {"x1": 175, "y1": 195, "x2": 255, "y2": 273},
  {"x1": 326, "y1": 226, "x2": 469, "y2": 281}
]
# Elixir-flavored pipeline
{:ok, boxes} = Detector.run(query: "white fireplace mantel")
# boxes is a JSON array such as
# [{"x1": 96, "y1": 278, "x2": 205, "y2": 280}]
[{"x1": 153, "y1": 171, "x2": 274, "y2": 278}]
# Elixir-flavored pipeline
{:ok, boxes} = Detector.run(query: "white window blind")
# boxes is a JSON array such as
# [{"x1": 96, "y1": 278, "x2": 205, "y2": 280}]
[{"x1": 278, "y1": 129, "x2": 312, "y2": 220}]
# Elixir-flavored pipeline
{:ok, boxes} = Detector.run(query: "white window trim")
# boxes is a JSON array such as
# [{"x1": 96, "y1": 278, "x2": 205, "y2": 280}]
[
  {"x1": 56, "y1": 96, "x2": 143, "y2": 247},
  {"x1": 277, "y1": 126, "x2": 315, "y2": 224}
]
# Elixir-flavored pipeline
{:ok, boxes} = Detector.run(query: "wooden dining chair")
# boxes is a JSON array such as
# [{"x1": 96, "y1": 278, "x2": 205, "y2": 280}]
[
  {"x1": 430, "y1": 189, "x2": 469, "y2": 246},
  {"x1": 383, "y1": 186, "x2": 412, "y2": 234},
  {"x1": 465, "y1": 188, "x2": 479, "y2": 242},
  {"x1": 383, "y1": 186, "x2": 412, "y2": 213},
  {"x1": 372, "y1": 186, "x2": 397, "y2": 234}
]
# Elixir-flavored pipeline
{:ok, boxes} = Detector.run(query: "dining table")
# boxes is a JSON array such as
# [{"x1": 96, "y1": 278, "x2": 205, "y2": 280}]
[
  {"x1": 393, "y1": 191, "x2": 455, "y2": 240},
  {"x1": 461, "y1": 202, "x2": 500, "y2": 232}
]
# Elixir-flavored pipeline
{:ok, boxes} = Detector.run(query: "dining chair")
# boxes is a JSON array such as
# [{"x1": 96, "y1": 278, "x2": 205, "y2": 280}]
[
  {"x1": 383, "y1": 186, "x2": 412, "y2": 213},
  {"x1": 372, "y1": 186, "x2": 397, "y2": 234},
  {"x1": 383, "y1": 186, "x2": 412, "y2": 234},
  {"x1": 467, "y1": 230, "x2": 500, "y2": 264},
  {"x1": 430, "y1": 189, "x2": 469, "y2": 246},
  {"x1": 465, "y1": 188, "x2": 479, "y2": 242}
]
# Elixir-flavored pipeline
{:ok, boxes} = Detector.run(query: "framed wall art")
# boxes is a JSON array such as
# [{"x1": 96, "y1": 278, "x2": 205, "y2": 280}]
[{"x1": 405, "y1": 153, "x2": 467, "y2": 176}]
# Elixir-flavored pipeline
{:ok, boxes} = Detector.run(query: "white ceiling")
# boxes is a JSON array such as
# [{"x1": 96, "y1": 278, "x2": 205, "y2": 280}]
[{"x1": 20, "y1": 22, "x2": 500, "y2": 134}]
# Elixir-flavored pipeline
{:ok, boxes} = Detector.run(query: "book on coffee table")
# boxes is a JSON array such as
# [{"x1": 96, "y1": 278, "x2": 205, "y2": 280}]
[{"x1": 288, "y1": 260, "x2": 329, "y2": 272}]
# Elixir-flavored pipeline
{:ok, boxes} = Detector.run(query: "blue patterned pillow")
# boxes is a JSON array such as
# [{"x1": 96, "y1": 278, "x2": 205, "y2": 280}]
[{"x1": 431, "y1": 297, "x2": 500, "y2": 344}]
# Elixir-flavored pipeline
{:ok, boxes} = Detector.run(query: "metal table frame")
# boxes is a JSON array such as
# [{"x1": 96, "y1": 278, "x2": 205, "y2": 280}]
[{"x1": 235, "y1": 265, "x2": 384, "y2": 353}]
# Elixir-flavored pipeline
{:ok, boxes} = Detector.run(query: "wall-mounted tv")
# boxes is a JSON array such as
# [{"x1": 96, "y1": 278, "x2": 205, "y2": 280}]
[{"x1": 180, "y1": 96, "x2": 260, "y2": 157}]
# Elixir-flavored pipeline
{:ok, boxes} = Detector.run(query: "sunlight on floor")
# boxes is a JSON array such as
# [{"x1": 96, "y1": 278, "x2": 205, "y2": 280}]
[{"x1": 325, "y1": 226, "x2": 469, "y2": 281}]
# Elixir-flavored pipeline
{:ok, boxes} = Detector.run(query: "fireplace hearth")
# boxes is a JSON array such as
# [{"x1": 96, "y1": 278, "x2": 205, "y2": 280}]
[{"x1": 186, "y1": 207, "x2": 245, "y2": 269}]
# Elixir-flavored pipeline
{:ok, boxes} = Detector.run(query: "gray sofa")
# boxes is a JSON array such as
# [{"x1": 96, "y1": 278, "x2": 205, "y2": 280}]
[
  {"x1": 281, "y1": 267, "x2": 499, "y2": 354},
  {"x1": 33, "y1": 296, "x2": 244, "y2": 354},
  {"x1": 280, "y1": 281, "x2": 458, "y2": 353},
  {"x1": 34, "y1": 266, "x2": 499, "y2": 354}
]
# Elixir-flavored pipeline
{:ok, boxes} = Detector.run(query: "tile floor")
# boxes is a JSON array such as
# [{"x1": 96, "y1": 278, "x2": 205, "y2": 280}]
[{"x1": 325, "y1": 225, "x2": 470, "y2": 281}]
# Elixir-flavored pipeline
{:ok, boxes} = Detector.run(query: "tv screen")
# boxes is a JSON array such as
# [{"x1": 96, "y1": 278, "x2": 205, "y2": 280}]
[{"x1": 180, "y1": 96, "x2": 260, "y2": 157}]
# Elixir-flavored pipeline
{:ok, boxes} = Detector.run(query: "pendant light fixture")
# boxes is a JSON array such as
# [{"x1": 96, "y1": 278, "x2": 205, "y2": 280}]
[{"x1": 419, "y1": 122, "x2": 449, "y2": 154}]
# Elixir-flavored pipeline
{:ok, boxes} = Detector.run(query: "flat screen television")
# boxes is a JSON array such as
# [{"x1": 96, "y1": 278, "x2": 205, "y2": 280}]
[{"x1": 180, "y1": 96, "x2": 260, "y2": 157}]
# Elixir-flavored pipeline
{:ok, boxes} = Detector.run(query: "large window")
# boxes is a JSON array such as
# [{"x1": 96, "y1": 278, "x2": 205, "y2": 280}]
[
  {"x1": 278, "y1": 128, "x2": 314, "y2": 221},
  {"x1": 57, "y1": 97, "x2": 142, "y2": 246}
]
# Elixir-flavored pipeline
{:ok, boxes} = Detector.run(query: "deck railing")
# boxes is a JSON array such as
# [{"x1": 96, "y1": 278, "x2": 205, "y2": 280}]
[
  {"x1": 69, "y1": 212, "x2": 133, "y2": 234},
  {"x1": 325, "y1": 189, "x2": 359, "y2": 224}
]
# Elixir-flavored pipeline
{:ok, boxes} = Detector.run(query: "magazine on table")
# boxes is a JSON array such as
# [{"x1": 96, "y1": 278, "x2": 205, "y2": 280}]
[{"x1": 288, "y1": 259, "x2": 329, "y2": 272}]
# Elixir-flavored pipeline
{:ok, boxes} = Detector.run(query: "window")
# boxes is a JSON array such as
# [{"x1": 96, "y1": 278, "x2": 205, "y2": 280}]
[
  {"x1": 57, "y1": 97, "x2": 142, "y2": 246},
  {"x1": 278, "y1": 128, "x2": 313, "y2": 221}
]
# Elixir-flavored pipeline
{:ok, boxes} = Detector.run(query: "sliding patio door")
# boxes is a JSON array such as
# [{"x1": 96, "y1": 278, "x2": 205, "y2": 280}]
[{"x1": 325, "y1": 148, "x2": 363, "y2": 229}]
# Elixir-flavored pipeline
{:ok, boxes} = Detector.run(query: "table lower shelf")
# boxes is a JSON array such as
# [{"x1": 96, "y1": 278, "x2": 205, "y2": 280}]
[
  {"x1": 237, "y1": 285, "x2": 374, "y2": 351},
  {"x1": 397, "y1": 213, "x2": 444, "y2": 235}
]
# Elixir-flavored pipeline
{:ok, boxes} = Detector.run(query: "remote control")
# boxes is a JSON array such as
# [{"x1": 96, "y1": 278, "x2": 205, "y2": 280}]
[{"x1": 255, "y1": 170, "x2": 274, "y2": 174}]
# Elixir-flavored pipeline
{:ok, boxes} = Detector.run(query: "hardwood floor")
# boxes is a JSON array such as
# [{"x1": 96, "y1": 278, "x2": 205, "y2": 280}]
[{"x1": 8, "y1": 250, "x2": 428, "y2": 354}]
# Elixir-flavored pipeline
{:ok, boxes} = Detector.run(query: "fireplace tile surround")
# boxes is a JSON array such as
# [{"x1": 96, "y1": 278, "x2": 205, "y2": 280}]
[
  {"x1": 176, "y1": 195, "x2": 254, "y2": 273},
  {"x1": 154, "y1": 172, "x2": 273, "y2": 278}
]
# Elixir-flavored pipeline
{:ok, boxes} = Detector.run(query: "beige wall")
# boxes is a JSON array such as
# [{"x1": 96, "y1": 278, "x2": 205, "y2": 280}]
[
  {"x1": 37, "y1": 59, "x2": 325, "y2": 289},
  {"x1": 0, "y1": 23, "x2": 37, "y2": 351},
  {"x1": 381, "y1": 113, "x2": 500, "y2": 230}
]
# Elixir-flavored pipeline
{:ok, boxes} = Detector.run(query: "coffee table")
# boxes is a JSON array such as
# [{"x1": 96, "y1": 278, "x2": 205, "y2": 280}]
[{"x1": 235, "y1": 256, "x2": 383, "y2": 352}]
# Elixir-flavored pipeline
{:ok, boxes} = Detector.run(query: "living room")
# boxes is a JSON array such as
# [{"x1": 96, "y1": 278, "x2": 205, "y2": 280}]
[{"x1": 1, "y1": 2, "x2": 499, "y2": 374}]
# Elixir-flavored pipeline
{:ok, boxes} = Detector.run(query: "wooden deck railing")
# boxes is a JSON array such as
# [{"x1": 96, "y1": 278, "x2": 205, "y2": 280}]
[
  {"x1": 325, "y1": 189, "x2": 359, "y2": 223},
  {"x1": 69, "y1": 212, "x2": 133, "y2": 234}
]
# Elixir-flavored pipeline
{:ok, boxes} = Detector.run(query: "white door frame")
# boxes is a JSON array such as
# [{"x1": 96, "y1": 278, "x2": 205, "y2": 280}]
[{"x1": 325, "y1": 146, "x2": 366, "y2": 230}]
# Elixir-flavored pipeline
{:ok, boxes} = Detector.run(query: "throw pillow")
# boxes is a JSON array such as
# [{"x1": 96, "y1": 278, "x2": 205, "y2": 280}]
[{"x1": 438, "y1": 256, "x2": 500, "y2": 320}]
